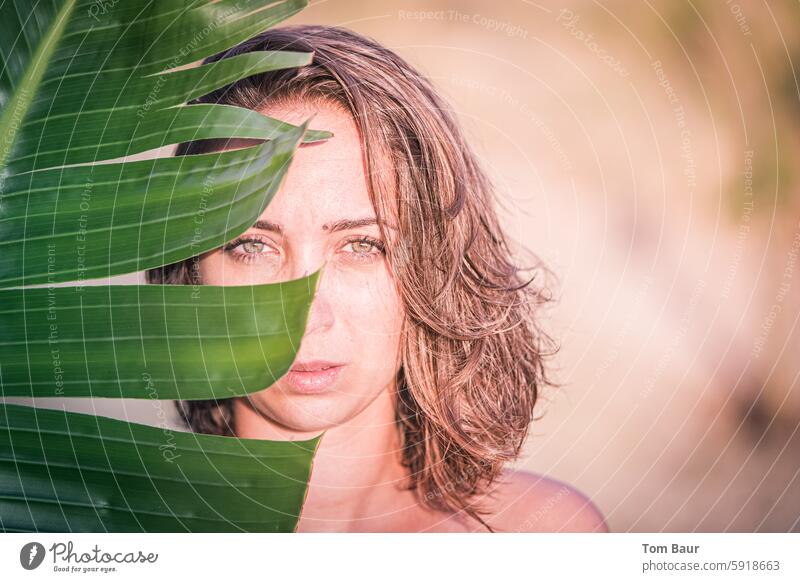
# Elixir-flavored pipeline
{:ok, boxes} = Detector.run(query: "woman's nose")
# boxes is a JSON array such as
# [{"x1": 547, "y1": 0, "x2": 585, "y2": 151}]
[
  {"x1": 298, "y1": 265, "x2": 334, "y2": 336},
  {"x1": 289, "y1": 242, "x2": 324, "y2": 282}
]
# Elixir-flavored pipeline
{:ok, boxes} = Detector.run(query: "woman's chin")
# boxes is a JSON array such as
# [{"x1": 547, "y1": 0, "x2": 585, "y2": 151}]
[
  {"x1": 252, "y1": 380, "x2": 391, "y2": 435},
  {"x1": 267, "y1": 409, "x2": 350, "y2": 434},
  {"x1": 252, "y1": 391, "x2": 354, "y2": 434}
]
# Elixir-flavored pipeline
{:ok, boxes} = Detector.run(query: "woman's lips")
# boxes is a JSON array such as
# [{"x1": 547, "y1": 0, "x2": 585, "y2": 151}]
[{"x1": 283, "y1": 365, "x2": 344, "y2": 394}]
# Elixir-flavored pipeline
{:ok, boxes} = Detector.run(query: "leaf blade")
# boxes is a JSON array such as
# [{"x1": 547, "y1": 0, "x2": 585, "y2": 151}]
[
  {"x1": 0, "y1": 270, "x2": 321, "y2": 399},
  {"x1": 0, "y1": 403, "x2": 321, "y2": 532}
]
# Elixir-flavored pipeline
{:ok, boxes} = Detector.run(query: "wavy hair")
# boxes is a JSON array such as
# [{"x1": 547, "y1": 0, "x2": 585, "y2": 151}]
[{"x1": 146, "y1": 24, "x2": 560, "y2": 530}]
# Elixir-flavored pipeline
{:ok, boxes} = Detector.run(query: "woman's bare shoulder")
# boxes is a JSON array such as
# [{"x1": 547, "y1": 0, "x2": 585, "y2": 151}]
[{"x1": 478, "y1": 468, "x2": 610, "y2": 532}]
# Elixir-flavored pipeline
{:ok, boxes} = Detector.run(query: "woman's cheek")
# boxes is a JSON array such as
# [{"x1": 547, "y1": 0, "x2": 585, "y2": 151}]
[
  {"x1": 341, "y1": 265, "x2": 399, "y2": 326},
  {"x1": 334, "y1": 264, "x2": 403, "y2": 337}
]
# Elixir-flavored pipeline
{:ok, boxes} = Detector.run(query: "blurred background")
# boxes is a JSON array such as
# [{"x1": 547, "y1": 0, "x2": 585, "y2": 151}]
[{"x1": 12, "y1": 0, "x2": 799, "y2": 532}]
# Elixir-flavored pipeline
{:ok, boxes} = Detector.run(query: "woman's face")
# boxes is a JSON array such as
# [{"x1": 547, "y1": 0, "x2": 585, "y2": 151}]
[{"x1": 198, "y1": 100, "x2": 404, "y2": 433}]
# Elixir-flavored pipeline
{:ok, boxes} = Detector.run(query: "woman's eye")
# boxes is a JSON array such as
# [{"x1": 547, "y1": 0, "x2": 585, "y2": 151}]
[
  {"x1": 350, "y1": 241, "x2": 374, "y2": 253},
  {"x1": 223, "y1": 237, "x2": 277, "y2": 263},
  {"x1": 240, "y1": 240, "x2": 267, "y2": 254},
  {"x1": 342, "y1": 237, "x2": 385, "y2": 262}
]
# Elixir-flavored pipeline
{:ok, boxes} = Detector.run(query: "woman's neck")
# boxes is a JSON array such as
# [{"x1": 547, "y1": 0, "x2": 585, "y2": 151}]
[{"x1": 232, "y1": 385, "x2": 424, "y2": 531}]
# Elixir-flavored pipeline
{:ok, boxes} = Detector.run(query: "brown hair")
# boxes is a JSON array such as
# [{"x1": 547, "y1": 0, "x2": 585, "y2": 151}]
[{"x1": 146, "y1": 24, "x2": 560, "y2": 530}]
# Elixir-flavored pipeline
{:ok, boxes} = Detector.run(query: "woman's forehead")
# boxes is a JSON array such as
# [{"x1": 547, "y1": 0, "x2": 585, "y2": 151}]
[
  {"x1": 205, "y1": 99, "x2": 394, "y2": 229},
  {"x1": 272, "y1": 142, "x2": 372, "y2": 215},
  {"x1": 260, "y1": 98, "x2": 358, "y2": 143}
]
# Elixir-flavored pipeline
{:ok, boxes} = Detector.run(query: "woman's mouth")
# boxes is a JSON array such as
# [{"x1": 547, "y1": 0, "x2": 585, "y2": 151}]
[{"x1": 284, "y1": 361, "x2": 345, "y2": 394}]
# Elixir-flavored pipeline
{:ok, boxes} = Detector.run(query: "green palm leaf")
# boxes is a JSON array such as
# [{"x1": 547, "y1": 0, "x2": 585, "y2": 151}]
[
  {"x1": 0, "y1": 270, "x2": 320, "y2": 399},
  {"x1": 0, "y1": 403, "x2": 321, "y2": 532},
  {"x1": 0, "y1": 0, "x2": 326, "y2": 532}
]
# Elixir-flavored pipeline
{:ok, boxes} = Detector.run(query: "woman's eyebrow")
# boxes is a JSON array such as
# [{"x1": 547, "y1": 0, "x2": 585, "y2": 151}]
[
  {"x1": 323, "y1": 217, "x2": 381, "y2": 232},
  {"x1": 252, "y1": 219, "x2": 283, "y2": 234},
  {"x1": 252, "y1": 217, "x2": 393, "y2": 234}
]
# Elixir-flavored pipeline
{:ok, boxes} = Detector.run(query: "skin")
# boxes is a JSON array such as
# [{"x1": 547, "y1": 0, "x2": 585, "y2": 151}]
[{"x1": 198, "y1": 100, "x2": 609, "y2": 533}]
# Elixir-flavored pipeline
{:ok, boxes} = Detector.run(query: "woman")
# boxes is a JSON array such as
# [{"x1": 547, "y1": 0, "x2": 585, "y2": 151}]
[{"x1": 147, "y1": 24, "x2": 608, "y2": 533}]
